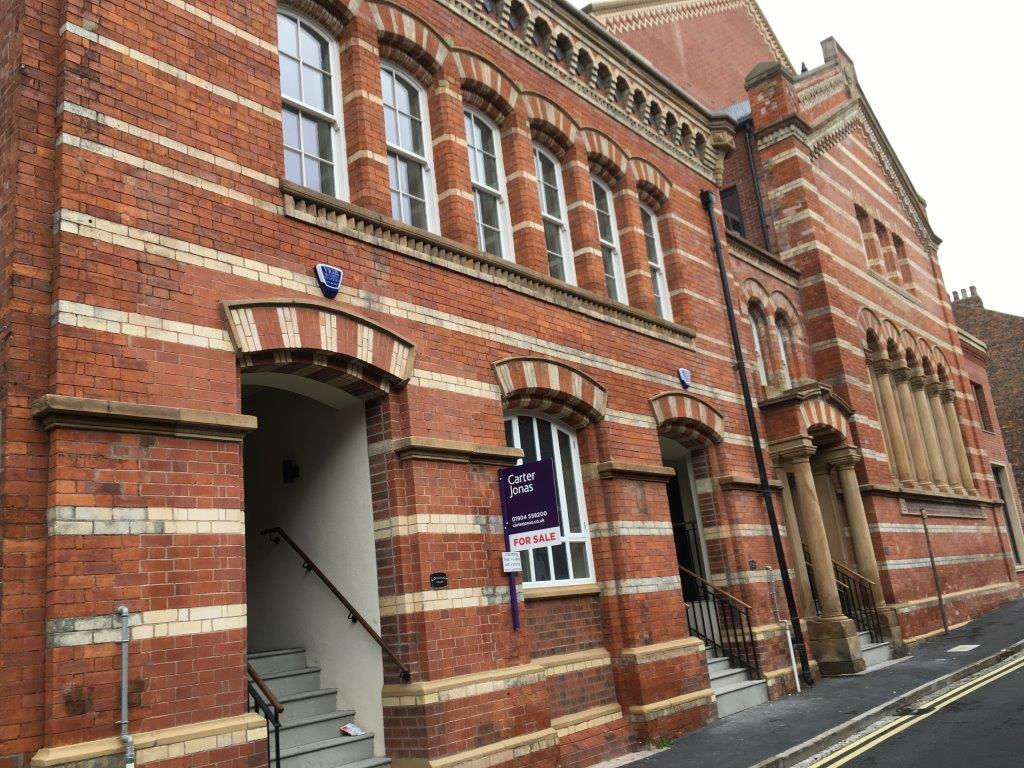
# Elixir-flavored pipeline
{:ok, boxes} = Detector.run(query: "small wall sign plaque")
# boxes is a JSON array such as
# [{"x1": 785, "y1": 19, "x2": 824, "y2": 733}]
[{"x1": 429, "y1": 572, "x2": 448, "y2": 589}]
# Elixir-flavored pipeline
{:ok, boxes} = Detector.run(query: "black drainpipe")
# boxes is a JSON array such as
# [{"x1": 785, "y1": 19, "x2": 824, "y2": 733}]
[
  {"x1": 701, "y1": 189, "x2": 814, "y2": 686},
  {"x1": 743, "y1": 118, "x2": 772, "y2": 250}
]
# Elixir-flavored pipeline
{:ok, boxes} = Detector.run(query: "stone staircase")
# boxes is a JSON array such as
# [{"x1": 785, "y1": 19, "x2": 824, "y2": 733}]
[
  {"x1": 859, "y1": 630, "x2": 895, "y2": 669},
  {"x1": 248, "y1": 647, "x2": 390, "y2": 768},
  {"x1": 707, "y1": 652, "x2": 769, "y2": 718}
]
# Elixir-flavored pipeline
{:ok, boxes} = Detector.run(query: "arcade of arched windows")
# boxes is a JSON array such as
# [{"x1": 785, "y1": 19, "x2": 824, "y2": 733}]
[
  {"x1": 860, "y1": 312, "x2": 976, "y2": 496},
  {"x1": 740, "y1": 280, "x2": 804, "y2": 397}
]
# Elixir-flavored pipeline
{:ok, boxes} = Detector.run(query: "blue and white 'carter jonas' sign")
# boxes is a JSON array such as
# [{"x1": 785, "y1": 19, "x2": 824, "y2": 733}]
[{"x1": 315, "y1": 263, "x2": 344, "y2": 299}]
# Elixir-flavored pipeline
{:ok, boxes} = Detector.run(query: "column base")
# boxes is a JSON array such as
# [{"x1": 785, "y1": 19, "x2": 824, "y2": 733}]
[
  {"x1": 877, "y1": 606, "x2": 906, "y2": 655},
  {"x1": 806, "y1": 615, "x2": 865, "y2": 675}
]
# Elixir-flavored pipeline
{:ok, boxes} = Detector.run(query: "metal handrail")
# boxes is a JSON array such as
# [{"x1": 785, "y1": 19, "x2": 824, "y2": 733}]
[
  {"x1": 679, "y1": 564, "x2": 760, "y2": 677},
  {"x1": 247, "y1": 665, "x2": 282, "y2": 768},
  {"x1": 802, "y1": 545, "x2": 884, "y2": 644},
  {"x1": 260, "y1": 526, "x2": 412, "y2": 681}
]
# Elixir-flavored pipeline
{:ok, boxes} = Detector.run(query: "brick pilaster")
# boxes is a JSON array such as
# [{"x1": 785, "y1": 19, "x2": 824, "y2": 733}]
[
  {"x1": 614, "y1": 174, "x2": 657, "y2": 314},
  {"x1": 502, "y1": 108, "x2": 548, "y2": 275},
  {"x1": 429, "y1": 60, "x2": 477, "y2": 247},
  {"x1": 563, "y1": 144, "x2": 604, "y2": 295}
]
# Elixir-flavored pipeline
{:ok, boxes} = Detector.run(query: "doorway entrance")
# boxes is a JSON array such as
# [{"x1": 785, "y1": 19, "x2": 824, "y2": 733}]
[
  {"x1": 243, "y1": 372, "x2": 385, "y2": 749},
  {"x1": 661, "y1": 437, "x2": 710, "y2": 603}
]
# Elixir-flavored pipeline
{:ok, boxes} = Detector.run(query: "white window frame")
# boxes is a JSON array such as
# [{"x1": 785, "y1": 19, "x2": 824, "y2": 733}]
[
  {"x1": 465, "y1": 108, "x2": 514, "y2": 260},
  {"x1": 533, "y1": 144, "x2": 575, "y2": 284},
  {"x1": 504, "y1": 414, "x2": 595, "y2": 588},
  {"x1": 993, "y1": 462, "x2": 1024, "y2": 567},
  {"x1": 591, "y1": 177, "x2": 628, "y2": 302},
  {"x1": 277, "y1": 8, "x2": 347, "y2": 198},
  {"x1": 775, "y1": 315, "x2": 793, "y2": 389},
  {"x1": 748, "y1": 306, "x2": 768, "y2": 387},
  {"x1": 640, "y1": 203, "x2": 672, "y2": 320},
  {"x1": 381, "y1": 62, "x2": 438, "y2": 232}
]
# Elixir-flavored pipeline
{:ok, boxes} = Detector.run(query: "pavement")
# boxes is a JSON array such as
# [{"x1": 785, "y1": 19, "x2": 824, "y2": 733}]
[
  {"x1": 618, "y1": 596, "x2": 1024, "y2": 768},
  {"x1": 794, "y1": 653, "x2": 1024, "y2": 767}
]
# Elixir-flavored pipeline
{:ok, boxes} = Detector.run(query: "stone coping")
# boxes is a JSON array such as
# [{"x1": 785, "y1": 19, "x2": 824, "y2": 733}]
[
  {"x1": 391, "y1": 727, "x2": 558, "y2": 768},
  {"x1": 30, "y1": 713, "x2": 264, "y2": 767},
  {"x1": 625, "y1": 687, "x2": 715, "y2": 719},
  {"x1": 381, "y1": 662, "x2": 544, "y2": 699},
  {"x1": 550, "y1": 702, "x2": 622, "y2": 732},
  {"x1": 534, "y1": 647, "x2": 611, "y2": 670},
  {"x1": 32, "y1": 395, "x2": 257, "y2": 442},
  {"x1": 618, "y1": 636, "x2": 705, "y2": 662},
  {"x1": 861, "y1": 483, "x2": 998, "y2": 509},
  {"x1": 727, "y1": 231, "x2": 800, "y2": 283},
  {"x1": 283, "y1": 181, "x2": 698, "y2": 348},
  {"x1": 717, "y1": 474, "x2": 784, "y2": 491}
]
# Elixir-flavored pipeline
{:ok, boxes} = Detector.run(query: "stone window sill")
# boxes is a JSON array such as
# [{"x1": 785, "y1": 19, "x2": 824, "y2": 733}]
[{"x1": 523, "y1": 583, "x2": 602, "y2": 601}]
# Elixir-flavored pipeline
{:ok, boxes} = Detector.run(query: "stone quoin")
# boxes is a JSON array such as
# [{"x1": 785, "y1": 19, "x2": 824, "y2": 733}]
[{"x1": 1, "y1": 1, "x2": 1022, "y2": 768}]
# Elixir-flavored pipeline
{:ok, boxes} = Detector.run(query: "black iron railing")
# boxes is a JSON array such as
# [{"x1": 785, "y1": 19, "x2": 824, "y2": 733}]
[
  {"x1": 261, "y1": 527, "x2": 412, "y2": 681},
  {"x1": 247, "y1": 663, "x2": 283, "y2": 768},
  {"x1": 802, "y1": 545, "x2": 884, "y2": 644},
  {"x1": 679, "y1": 565, "x2": 760, "y2": 677}
]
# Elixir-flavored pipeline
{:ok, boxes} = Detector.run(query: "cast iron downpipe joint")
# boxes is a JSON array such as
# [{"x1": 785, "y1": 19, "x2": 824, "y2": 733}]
[{"x1": 700, "y1": 190, "x2": 814, "y2": 687}]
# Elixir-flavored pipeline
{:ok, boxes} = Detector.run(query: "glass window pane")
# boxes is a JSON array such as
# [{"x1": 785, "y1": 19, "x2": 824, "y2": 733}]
[
  {"x1": 384, "y1": 106, "x2": 399, "y2": 147},
  {"x1": 315, "y1": 119, "x2": 333, "y2": 162},
  {"x1": 406, "y1": 160, "x2": 425, "y2": 201},
  {"x1": 543, "y1": 182, "x2": 560, "y2": 216},
  {"x1": 395, "y1": 75, "x2": 414, "y2": 114},
  {"x1": 476, "y1": 191, "x2": 500, "y2": 229},
  {"x1": 280, "y1": 56, "x2": 301, "y2": 101},
  {"x1": 299, "y1": 25, "x2": 326, "y2": 69},
  {"x1": 301, "y1": 115, "x2": 319, "y2": 157},
  {"x1": 596, "y1": 210, "x2": 613, "y2": 242},
  {"x1": 409, "y1": 197, "x2": 428, "y2": 229},
  {"x1": 517, "y1": 416, "x2": 538, "y2": 462},
  {"x1": 278, "y1": 14, "x2": 298, "y2": 57},
  {"x1": 284, "y1": 148, "x2": 302, "y2": 184},
  {"x1": 544, "y1": 220, "x2": 563, "y2": 256},
  {"x1": 605, "y1": 273, "x2": 617, "y2": 299},
  {"x1": 532, "y1": 548, "x2": 552, "y2": 582},
  {"x1": 504, "y1": 419, "x2": 514, "y2": 448},
  {"x1": 481, "y1": 153, "x2": 499, "y2": 190},
  {"x1": 482, "y1": 225, "x2": 502, "y2": 257},
  {"x1": 520, "y1": 550, "x2": 532, "y2": 582},
  {"x1": 319, "y1": 161, "x2": 335, "y2": 196},
  {"x1": 304, "y1": 155, "x2": 322, "y2": 192},
  {"x1": 282, "y1": 108, "x2": 300, "y2": 149},
  {"x1": 558, "y1": 431, "x2": 582, "y2": 533},
  {"x1": 570, "y1": 542, "x2": 589, "y2": 579},
  {"x1": 380, "y1": 70, "x2": 394, "y2": 108},
  {"x1": 537, "y1": 419, "x2": 555, "y2": 463},
  {"x1": 551, "y1": 543, "x2": 570, "y2": 580},
  {"x1": 301, "y1": 65, "x2": 329, "y2": 112}
]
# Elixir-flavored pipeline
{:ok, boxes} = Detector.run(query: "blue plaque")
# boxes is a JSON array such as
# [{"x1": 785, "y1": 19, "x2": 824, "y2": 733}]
[{"x1": 315, "y1": 263, "x2": 343, "y2": 299}]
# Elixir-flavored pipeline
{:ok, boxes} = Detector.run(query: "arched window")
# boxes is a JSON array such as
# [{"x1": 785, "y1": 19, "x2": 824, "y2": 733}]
[
  {"x1": 640, "y1": 204, "x2": 671, "y2": 319},
  {"x1": 465, "y1": 109, "x2": 512, "y2": 259},
  {"x1": 277, "y1": 9, "x2": 345, "y2": 197},
  {"x1": 504, "y1": 414, "x2": 594, "y2": 586},
  {"x1": 748, "y1": 303, "x2": 769, "y2": 387},
  {"x1": 591, "y1": 177, "x2": 627, "y2": 302},
  {"x1": 534, "y1": 145, "x2": 574, "y2": 283},
  {"x1": 381, "y1": 63, "x2": 436, "y2": 230},
  {"x1": 775, "y1": 312, "x2": 794, "y2": 389}
]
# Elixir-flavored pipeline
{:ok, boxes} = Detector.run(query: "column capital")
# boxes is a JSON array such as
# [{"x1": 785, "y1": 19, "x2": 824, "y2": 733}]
[
  {"x1": 940, "y1": 383, "x2": 957, "y2": 404},
  {"x1": 868, "y1": 350, "x2": 891, "y2": 376},
  {"x1": 890, "y1": 363, "x2": 912, "y2": 384},
  {"x1": 925, "y1": 375, "x2": 944, "y2": 397},
  {"x1": 819, "y1": 445, "x2": 862, "y2": 470},
  {"x1": 910, "y1": 371, "x2": 929, "y2": 390},
  {"x1": 769, "y1": 436, "x2": 816, "y2": 464}
]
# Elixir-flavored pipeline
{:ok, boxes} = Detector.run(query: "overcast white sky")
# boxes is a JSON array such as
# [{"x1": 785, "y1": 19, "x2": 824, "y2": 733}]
[{"x1": 571, "y1": 0, "x2": 1023, "y2": 315}]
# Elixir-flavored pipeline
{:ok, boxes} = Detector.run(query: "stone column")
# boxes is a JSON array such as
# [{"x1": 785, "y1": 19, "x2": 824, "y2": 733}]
[
  {"x1": 827, "y1": 450, "x2": 884, "y2": 604},
  {"x1": 942, "y1": 383, "x2": 977, "y2": 494},
  {"x1": 912, "y1": 371, "x2": 950, "y2": 492},
  {"x1": 870, "y1": 353, "x2": 914, "y2": 486},
  {"x1": 788, "y1": 448, "x2": 843, "y2": 618},
  {"x1": 892, "y1": 363, "x2": 932, "y2": 488},
  {"x1": 927, "y1": 376, "x2": 965, "y2": 494},
  {"x1": 777, "y1": 440, "x2": 865, "y2": 674},
  {"x1": 777, "y1": 466, "x2": 815, "y2": 617}
]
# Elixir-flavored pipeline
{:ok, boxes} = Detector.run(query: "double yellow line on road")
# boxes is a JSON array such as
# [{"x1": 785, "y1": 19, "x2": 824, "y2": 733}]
[{"x1": 809, "y1": 653, "x2": 1024, "y2": 767}]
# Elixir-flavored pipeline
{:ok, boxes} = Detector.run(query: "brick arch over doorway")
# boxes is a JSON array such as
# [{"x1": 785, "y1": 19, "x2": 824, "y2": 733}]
[
  {"x1": 650, "y1": 390, "x2": 725, "y2": 449},
  {"x1": 221, "y1": 298, "x2": 415, "y2": 398}
]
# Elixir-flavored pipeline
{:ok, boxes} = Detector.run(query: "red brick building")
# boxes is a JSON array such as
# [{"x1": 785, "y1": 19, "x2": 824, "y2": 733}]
[{"x1": 2, "y1": 0, "x2": 1021, "y2": 767}]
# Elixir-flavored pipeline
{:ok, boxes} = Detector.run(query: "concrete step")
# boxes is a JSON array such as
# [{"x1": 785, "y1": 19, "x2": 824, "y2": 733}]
[
  {"x1": 279, "y1": 709, "x2": 357, "y2": 749},
  {"x1": 714, "y1": 678, "x2": 769, "y2": 718},
  {"x1": 249, "y1": 648, "x2": 307, "y2": 676},
  {"x1": 278, "y1": 688, "x2": 340, "y2": 723},
  {"x1": 862, "y1": 640, "x2": 895, "y2": 668},
  {"x1": 340, "y1": 760, "x2": 390, "y2": 768},
  {"x1": 280, "y1": 733, "x2": 376, "y2": 768},
  {"x1": 262, "y1": 667, "x2": 323, "y2": 697},
  {"x1": 706, "y1": 655, "x2": 733, "y2": 675},
  {"x1": 709, "y1": 665, "x2": 750, "y2": 691}
]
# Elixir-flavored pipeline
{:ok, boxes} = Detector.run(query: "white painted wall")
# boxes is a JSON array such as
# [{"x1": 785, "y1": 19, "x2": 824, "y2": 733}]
[{"x1": 244, "y1": 375, "x2": 385, "y2": 753}]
